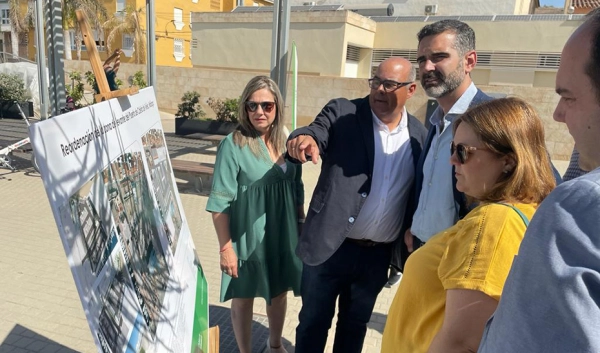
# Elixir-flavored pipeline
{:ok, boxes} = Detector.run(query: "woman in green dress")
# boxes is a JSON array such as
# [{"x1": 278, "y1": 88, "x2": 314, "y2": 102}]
[{"x1": 206, "y1": 76, "x2": 305, "y2": 353}]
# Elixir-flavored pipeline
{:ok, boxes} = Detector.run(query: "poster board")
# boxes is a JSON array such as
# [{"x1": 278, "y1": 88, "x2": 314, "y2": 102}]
[{"x1": 29, "y1": 87, "x2": 209, "y2": 353}]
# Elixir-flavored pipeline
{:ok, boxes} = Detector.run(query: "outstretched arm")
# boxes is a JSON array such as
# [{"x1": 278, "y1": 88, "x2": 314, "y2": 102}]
[{"x1": 103, "y1": 49, "x2": 122, "y2": 67}]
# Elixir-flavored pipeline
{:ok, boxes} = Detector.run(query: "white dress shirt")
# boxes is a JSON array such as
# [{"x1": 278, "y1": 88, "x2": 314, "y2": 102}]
[{"x1": 347, "y1": 108, "x2": 414, "y2": 243}]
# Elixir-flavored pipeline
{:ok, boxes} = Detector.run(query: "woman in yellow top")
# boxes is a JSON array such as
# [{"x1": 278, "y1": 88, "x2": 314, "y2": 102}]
[{"x1": 381, "y1": 97, "x2": 556, "y2": 353}]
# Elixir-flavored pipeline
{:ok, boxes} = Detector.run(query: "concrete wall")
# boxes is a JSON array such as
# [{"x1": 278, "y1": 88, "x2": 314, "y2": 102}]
[
  {"x1": 191, "y1": 11, "x2": 376, "y2": 76},
  {"x1": 191, "y1": 12, "x2": 581, "y2": 85},
  {"x1": 374, "y1": 18, "x2": 581, "y2": 88},
  {"x1": 63, "y1": 60, "x2": 573, "y2": 160},
  {"x1": 374, "y1": 19, "x2": 579, "y2": 52}
]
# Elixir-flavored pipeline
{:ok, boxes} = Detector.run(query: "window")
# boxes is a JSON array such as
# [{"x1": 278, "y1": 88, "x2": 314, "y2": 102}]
[
  {"x1": 70, "y1": 30, "x2": 105, "y2": 51},
  {"x1": 121, "y1": 34, "x2": 134, "y2": 57},
  {"x1": 173, "y1": 8, "x2": 184, "y2": 30},
  {"x1": 116, "y1": 0, "x2": 126, "y2": 12},
  {"x1": 345, "y1": 45, "x2": 361, "y2": 78},
  {"x1": 346, "y1": 45, "x2": 360, "y2": 62},
  {"x1": 190, "y1": 38, "x2": 198, "y2": 60},
  {"x1": 174, "y1": 38, "x2": 185, "y2": 62},
  {"x1": 477, "y1": 53, "x2": 492, "y2": 66},
  {"x1": 1, "y1": 9, "x2": 9, "y2": 25},
  {"x1": 122, "y1": 34, "x2": 134, "y2": 50},
  {"x1": 69, "y1": 30, "x2": 76, "y2": 50},
  {"x1": 538, "y1": 54, "x2": 561, "y2": 69}
]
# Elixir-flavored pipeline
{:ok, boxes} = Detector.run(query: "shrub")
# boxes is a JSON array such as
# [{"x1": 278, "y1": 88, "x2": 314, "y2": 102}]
[
  {"x1": 132, "y1": 71, "x2": 147, "y2": 88},
  {"x1": 176, "y1": 91, "x2": 206, "y2": 119},
  {"x1": 207, "y1": 97, "x2": 239, "y2": 123},
  {"x1": 0, "y1": 73, "x2": 31, "y2": 102},
  {"x1": 67, "y1": 71, "x2": 85, "y2": 105},
  {"x1": 84, "y1": 71, "x2": 96, "y2": 87},
  {"x1": 66, "y1": 71, "x2": 88, "y2": 108},
  {"x1": 85, "y1": 70, "x2": 122, "y2": 96}
]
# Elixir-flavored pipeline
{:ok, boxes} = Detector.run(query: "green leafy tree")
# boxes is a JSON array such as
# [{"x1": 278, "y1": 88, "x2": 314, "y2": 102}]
[
  {"x1": 65, "y1": 71, "x2": 87, "y2": 108},
  {"x1": 132, "y1": 70, "x2": 147, "y2": 88},
  {"x1": 0, "y1": 72, "x2": 30, "y2": 102},
  {"x1": 207, "y1": 97, "x2": 239, "y2": 123},
  {"x1": 176, "y1": 91, "x2": 205, "y2": 119}
]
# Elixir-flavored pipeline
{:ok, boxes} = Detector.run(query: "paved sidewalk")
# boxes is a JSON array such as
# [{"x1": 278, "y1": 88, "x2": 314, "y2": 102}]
[
  {"x1": 0, "y1": 113, "x2": 570, "y2": 353},
  {"x1": 0, "y1": 113, "x2": 396, "y2": 353}
]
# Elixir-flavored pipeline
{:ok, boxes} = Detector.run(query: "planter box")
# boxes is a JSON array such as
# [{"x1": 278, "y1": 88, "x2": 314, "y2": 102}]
[
  {"x1": 175, "y1": 117, "x2": 238, "y2": 136},
  {"x1": 0, "y1": 101, "x2": 33, "y2": 119}
]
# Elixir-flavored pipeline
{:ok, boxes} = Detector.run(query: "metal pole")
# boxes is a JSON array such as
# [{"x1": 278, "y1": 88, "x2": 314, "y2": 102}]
[
  {"x1": 269, "y1": 0, "x2": 290, "y2": 101},
  {"x1": 146, "y1": 0, "x2": 156, "y2": 87},
  {"x1": 44, "y1": 0, "x2": 65, "y2": 117},
  {"x1": 269, "y1": 0, "x2": 281, "y2": 85},
  {"x1": 35, "y1": 0, "x2": 49, "y2": 119},
  {"x1": 278, "y1": 0, "x2": 290, "y2": 101}
]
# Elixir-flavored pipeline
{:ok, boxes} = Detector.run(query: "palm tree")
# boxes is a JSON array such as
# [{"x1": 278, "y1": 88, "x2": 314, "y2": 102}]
[
  {"x1": 62, "y1": 0, "x2": 108, "y2": 60},
  {"x1": 104, "y1": 6, "x2": 146, "y2": 64},
  {"x1": 8, "y1": 0, "x2": 33, "y2": 59}
]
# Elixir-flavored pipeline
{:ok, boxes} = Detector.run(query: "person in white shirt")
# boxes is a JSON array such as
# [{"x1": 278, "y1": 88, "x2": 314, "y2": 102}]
[{"x1": 286, "y1": 57, "x2": 427, "y2": 353}]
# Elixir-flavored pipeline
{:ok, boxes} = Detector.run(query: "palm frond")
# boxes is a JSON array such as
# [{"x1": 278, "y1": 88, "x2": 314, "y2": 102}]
[
  {"x1": 104, "y1": 6, "x2": 146, "y2": 63},
  {"x1": 8, "y1": 0, "x2": 28, "y2": 33}
]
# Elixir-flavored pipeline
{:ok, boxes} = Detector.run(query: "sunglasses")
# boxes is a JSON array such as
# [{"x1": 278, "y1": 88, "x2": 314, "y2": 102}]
[
  {"x1": 451, "y1": 142, "x2": 488, "y2": 164},
  {"x1": 368, "y1": 77, "x2": 413, "y2": 92},
  {"x1": 245, "y1": 101, "x2": 275, "y2": 113}
]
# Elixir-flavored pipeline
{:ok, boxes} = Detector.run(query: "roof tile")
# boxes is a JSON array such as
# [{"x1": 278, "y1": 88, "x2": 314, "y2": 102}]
[{"x1": 572, "y1": 0, "x2": 600, "y2": 8}]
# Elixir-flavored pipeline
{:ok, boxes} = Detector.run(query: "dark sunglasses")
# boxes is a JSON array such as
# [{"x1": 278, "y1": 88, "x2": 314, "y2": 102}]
[
  {"x1": 451, "y1": 142, "x2": 488, "y2": 164},
  {"x1": 245, "y1": 101, "x2": 275, "y2": 113},
  {"x1": 368, "y1": 77, "x2": 413, "y2": 92}
]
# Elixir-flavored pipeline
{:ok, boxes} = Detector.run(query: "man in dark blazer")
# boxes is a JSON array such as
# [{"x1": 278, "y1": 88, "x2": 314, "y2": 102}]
[{"x1": 286, "y1": 57, "x2": 427, "y2": 353}]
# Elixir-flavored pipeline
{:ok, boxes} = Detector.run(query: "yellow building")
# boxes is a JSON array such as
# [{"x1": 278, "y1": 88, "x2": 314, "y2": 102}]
[{"x1": 22, "y1": 0, "x2": 271, "y2": 67}]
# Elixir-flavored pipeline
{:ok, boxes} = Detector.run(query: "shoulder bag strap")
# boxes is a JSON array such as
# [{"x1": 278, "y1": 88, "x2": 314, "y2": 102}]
[{"x1": 495, "y1": 203, "x2": 530, "y2": 227}]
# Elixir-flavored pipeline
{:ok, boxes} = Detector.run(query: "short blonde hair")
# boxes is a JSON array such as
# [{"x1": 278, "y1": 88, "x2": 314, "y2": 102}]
[{"x1": 454, "y1": 97, "x2": 555, "y2": 204}]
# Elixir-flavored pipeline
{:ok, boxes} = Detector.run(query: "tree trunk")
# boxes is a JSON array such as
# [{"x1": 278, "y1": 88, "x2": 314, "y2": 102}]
[
  {"x1": 63, "y1": 28, "x2": 72, "y2": 60},
  {"x1": 75, "y1": 32, "x2": 82, "y2": 61},
  {"x1": 10, "y1": 27, "x2": 19, "y2": 59}
]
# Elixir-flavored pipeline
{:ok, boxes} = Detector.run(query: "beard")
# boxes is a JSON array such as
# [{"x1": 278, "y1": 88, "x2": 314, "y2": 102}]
[{"x1": 421, "y1": 64, "x2": 466, "y2": 98}]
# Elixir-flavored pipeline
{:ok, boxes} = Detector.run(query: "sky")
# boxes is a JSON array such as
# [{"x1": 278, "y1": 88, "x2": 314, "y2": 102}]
[{"x1": 540, "y1": 0, "x2": 565, "y2": 7}]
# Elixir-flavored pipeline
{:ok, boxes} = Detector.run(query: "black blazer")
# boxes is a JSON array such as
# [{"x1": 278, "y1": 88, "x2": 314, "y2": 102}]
[{"x1": 287, "y1": 96, "x2": 427, "y2": 266}]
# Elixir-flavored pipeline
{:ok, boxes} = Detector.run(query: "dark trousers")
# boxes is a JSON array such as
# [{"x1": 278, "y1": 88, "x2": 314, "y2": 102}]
[
  {"x1": 295, "y1": 240, "x2": 392, "y2": 353},
  {"x1": 391, "y1": 235, "x2": 426, "y2": 272},
  {"x1": 413, "y1": 235, "x2": 426, "y2": 251}
]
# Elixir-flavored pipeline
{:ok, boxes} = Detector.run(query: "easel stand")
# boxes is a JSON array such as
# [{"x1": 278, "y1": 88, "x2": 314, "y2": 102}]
[
  {"x1": 76, "y1": 10, "x2": 139, "y2": 102},
  {"x1": 75, "y1": 10, "x2": 221, "y2": 353}
]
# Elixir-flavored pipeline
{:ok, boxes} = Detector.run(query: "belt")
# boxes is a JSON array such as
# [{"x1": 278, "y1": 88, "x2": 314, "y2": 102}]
[{"x1": 345, "y1": 238, "x2": 386, "y2": 247}]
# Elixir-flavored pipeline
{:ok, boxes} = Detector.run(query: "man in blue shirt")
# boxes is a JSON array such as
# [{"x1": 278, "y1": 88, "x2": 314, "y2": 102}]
[
  {"x1": 478, "y1": 9, "x2": 600, "y2": 352},
  {"x1": 387, "y1": 20, "x2": 492, "y2": 286}
]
